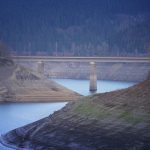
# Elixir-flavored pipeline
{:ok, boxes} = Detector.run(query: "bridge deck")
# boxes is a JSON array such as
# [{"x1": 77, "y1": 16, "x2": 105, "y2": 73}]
[{"x1": 12, "y1": 56, "x2": 150, "y2": 63}]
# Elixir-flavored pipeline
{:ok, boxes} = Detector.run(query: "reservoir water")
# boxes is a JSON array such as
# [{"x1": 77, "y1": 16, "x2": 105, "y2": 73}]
[
  {"x1": 0, "y1": 79, "x2": 136, "y2": 150},
  {"x1": 53, "y1": 79, "x2": 136, "y2": 96}
]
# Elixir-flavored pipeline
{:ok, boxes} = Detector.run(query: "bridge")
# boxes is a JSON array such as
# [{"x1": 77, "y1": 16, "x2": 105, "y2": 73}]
[
  {"x1": 12, "y1": 56, "x2": 150, "y2": 89},
  {"x1": 12, "y1": 56, "x2": 150, "y2": 63}
]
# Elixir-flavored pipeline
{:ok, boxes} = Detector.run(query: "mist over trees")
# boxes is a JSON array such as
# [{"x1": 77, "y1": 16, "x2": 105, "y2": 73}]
[{"x1": 0, "y1": 0, "x2": 150, "y2": 56}]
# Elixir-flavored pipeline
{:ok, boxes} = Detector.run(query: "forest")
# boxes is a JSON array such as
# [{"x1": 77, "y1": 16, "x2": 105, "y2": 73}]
[{"x1": 0, "y1": 0, "x2": 150, "y2": 56}]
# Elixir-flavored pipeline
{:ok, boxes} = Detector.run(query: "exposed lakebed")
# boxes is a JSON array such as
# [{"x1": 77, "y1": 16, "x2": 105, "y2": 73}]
[{"x1": 0, "y1": 79, "x2": 136, "y2": 149}]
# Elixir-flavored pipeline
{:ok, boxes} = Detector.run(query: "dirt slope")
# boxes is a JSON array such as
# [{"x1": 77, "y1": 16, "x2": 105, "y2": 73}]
[
  {"x1": 0, "y1": 58, "x2": 81, "y2": 102},
  {"x1": 1, "y1": 79, "x2": 150, "y2": 150}
]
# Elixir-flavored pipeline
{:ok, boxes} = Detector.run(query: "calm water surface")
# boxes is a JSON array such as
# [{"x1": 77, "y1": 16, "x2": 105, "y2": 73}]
[
  {"x1": 0, "y1": 102, "x2": 67, "y2": 150},
  {"x1": 0, "y1": 79, "x2": 136, "y2": 149},
  {"x1": 53, "y1": 79, "x2": 136, "y2": 96}
]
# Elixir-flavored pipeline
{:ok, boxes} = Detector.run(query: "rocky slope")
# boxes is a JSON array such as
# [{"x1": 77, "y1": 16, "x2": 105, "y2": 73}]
[
  {"x1": 1, "y1": 79, "x2": 150, "y2": 149},
  {"x1": 0, "y1": 58, "x2": 81, "y2": 102}
]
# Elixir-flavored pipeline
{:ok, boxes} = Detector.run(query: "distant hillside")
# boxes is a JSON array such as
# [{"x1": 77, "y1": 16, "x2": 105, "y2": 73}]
[{"x1": 0, "y1": 0, "x2": 150, "y2": 56}]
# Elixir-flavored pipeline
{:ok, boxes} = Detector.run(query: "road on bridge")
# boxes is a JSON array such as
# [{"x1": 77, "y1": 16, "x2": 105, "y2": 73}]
[{"x1": 12, "y1": 56, "x2": 150, "y2": 63}]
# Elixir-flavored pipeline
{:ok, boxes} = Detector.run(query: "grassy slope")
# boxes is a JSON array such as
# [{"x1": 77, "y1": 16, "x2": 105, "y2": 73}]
[{"x1": 74, "y1": 80, "x2": 150, "y2": 122}]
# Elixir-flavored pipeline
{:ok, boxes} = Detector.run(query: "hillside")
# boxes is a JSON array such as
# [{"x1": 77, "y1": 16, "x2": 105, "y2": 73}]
[
  {"x1": 1, "y1": 79, "x2": 150, "y2": 149},
  {"x1": 0, "y1": 0, "x2": 150, "y2": 56},
  {"x1": 0, "y1": 56, "x2": 81, "y2": 102}
]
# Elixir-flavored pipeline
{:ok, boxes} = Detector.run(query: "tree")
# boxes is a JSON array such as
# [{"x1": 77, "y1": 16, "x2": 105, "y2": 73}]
[{"x1": 0, "y1": 42, "x2": 10, "y2": 58}]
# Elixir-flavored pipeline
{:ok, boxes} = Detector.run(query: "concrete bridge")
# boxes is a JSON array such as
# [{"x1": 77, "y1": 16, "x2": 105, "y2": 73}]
[
  {"x1": 12, "y1": 56, "x2": 150, "y2": 63},
  {"x1": 12, "y1": 56, "x2": 150, "y2": 84}
]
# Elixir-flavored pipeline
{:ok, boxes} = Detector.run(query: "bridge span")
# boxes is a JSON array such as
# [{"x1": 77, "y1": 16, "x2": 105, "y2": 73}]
[
  {"x1": 12, "y1": 56, "x2": 150, "y2": 63},
  {"x1": 11, "y1": 56, "x2": 150, "y2": 82}
]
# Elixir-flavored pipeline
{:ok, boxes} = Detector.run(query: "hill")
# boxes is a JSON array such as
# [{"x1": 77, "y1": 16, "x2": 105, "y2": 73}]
[
  {"x1": 1, "y1": 79, "x2": 150, "y2": 149},
  {"x1": 0, "y1": 0, "x2": 150, "y2": 56},
  {"x1": 0, "y1": 54, "x2": 81, "y2": 102}
]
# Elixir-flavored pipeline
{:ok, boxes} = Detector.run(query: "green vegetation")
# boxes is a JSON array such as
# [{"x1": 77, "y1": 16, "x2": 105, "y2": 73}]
[
  {"x1": 119, "y1": 111, "x2": 150, "y2": 125},
  {"x1": 74, "y1": 98, "x2": 111, "y2": 119},
  {"x1": 74, "y1": 97, "x2": 150, "y2": 125}
]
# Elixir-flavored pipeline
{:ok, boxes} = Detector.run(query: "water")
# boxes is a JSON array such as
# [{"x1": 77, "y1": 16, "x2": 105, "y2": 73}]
[
  {"x1": 0, "y1": 79, "x2": 136, "y2": 149},
  {"x1": 0, "y1": 102, "x2": 67, "y2": 150},
  {"x1": 53, "y1": 79, "x2": 136, "y2": 96}
]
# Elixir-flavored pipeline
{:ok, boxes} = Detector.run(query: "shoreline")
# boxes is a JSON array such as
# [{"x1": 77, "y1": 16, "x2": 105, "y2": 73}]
[
  {"x1": 0, "y1": 100, "x2": 71, "y2": 104},
  {"x1": 0, "y1": 80, "x2": 150, "y2": 149},
  {"x1": 0, "y1": 136, "x2": 17, "y2": 150}
]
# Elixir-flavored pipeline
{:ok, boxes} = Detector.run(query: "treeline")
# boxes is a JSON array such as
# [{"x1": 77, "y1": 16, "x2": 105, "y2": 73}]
[
  {"x1": 0, "y1": 0, "x2": 150, "y2": 56},
  {"x1": 0, "y1": 43, "x2": 13, "y2": 66},
  {"x1": 0, "y1": 43, "x2": 10, "y2": 58}
]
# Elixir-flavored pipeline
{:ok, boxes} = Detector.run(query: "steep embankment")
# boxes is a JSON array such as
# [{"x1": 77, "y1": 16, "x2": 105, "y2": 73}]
[
  {"x1": 0, "y1": 57, "x2": 81, "y2": 102},
  {"x1": 1, "y1": 80, "x2": 150, "y2": 149}
]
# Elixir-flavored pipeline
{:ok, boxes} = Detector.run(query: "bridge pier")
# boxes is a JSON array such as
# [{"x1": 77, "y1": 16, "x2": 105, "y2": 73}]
[
  {"x1": 89, "y1": 62, "x2": 97, "y2": 92},
  {"x1": 37, "y1": 61, "x2": 44, "y2": 77}
]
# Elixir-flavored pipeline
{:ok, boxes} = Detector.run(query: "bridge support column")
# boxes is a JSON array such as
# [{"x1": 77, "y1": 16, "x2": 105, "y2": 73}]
[
  {"x1": 37, "y1": 61, "x2": 44, "y2": 78},
  {"x1": 89, "y1": 62, "x2": 97, "y2": 92}
]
